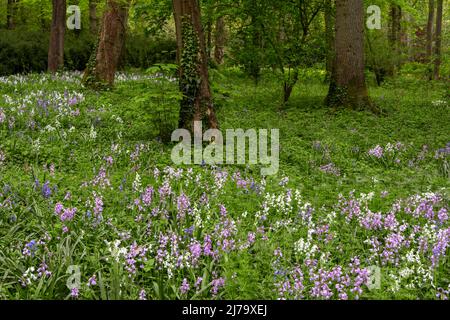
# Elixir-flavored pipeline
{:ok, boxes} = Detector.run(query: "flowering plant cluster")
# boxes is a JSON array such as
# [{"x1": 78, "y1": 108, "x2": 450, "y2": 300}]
[{"x1": 0, "y1": 73, "x2": 448, "y2": 300}]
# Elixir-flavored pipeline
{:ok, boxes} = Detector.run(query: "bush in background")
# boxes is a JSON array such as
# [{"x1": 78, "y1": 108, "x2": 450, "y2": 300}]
[{"x1": 0, "y1": 29, "x2": 176, "y2": 75}]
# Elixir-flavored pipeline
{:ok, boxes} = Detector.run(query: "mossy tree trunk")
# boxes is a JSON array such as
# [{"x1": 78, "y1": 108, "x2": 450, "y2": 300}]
[
  {"x1": 83, "y1": 0, "x2": 130, "y2": 88},
  {"x1": 48, "y1": 0, "x2": 66, "y2": 73},
  {"x1": 214, "y1": 16, "x2": 226, "y2": 65},
  {"x1": 205, "y1": 4, "x2": 213, "y2": 59},
  {"x1": 326, "y1": 0, "x2": 375, "y2": 112},
  {"x1": 89, "y1": 0, "x2": 98, "y2": 35},
  {"x1": 426, "y1": 0, "x2": 434, "y2": 61},
  {"x1": 324, "y1": 0, "x2": 334, "y2": 82},
  {"x1": 173, "y1": 0, "x2": 218, "y2": 131},
  {"x1": 388, "y1": 4, "x2": 402, "y2": 75},
  {"x1": 433, "y1": 0, "x2": 443, "y2": 80},
  {"x1": 426, "y1": 0, "x2": 435, "y2": 79}
]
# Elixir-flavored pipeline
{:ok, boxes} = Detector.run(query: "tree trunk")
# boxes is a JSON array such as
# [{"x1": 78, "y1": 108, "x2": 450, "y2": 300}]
[
  {"x1": 214, "y1": 16, "x2": 226, "y2": 65},
  {"x1": 207, "y1": 22, "x2": 212, "y2": 59},
  {"x1": 250, "y1": 15, "x2": 262, "y2": 83},
  {"x1": 206, "y1": 19, "x2": 212, "y2": 59},
  {"x1": 325, "y1": 0, "x2": 374, "y2": 111},
  {"x1": 89, "y1": 0, "x2": 98, "y2": 35},
  {"x1": 324, "y1": 0, "x2": 334, "y2": 81},
  {"x1": 173, "y1": 0, "x2": 218, "y2": 131},
  {"x1": 433, "y1": 0, "x2": 443, "y2": 80},
  {"x1": 7, "y1": 0, "x2": 18, "y2": 30},
  {"x1": 389, "y1": 5, "x2": 402, "y2": 48},
  {"x1": 426, "y1": 0, "x2": 435, "y2": 61},
  {"x1": 48, "y1": 0, "x2": 66, "y2": 73},
  {"x1": 83, "y1": 0, "x2": 130, "y2": 88},
  {"x1": 366, "y1": 33, "x2": 385, "y2": 86},
  {"x1": 205, "y1": 4, "x2": 214, "y2": 59},
  {"x1": 283, "y1": 68, "x2": 299, "y2": 104},
  {"x1": 388, "y1": 4, "x2": 402, "y2": 74}
]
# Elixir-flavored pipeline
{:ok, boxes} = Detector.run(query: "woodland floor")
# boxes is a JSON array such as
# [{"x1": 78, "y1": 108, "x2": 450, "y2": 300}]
[{"x1": 0, "y1": 68, "x2": 449, "y2": 299}]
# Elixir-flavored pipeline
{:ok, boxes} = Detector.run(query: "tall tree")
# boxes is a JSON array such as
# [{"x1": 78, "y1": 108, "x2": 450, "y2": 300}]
[
  {"x1": 388, "y1": 3, "x2": 402, "y2": 74},
  {"x1": 214, "y1": 16, "x2": 226, "y2": 65},
  {"x1": 325, "y1": 0, "x2": 375, "y2": 111},
  {"x1": 426, "y1": 0, "x2": 435, "y2": 61},
  {"x1": 48, "y1": 0, "x2": 66, "y2": 73},
  {"x1": 89, "y1": 0, "x2": 98, "y2": 35},
  {"x1": 433, "y1": 0, "x2": 443, "y2": 80},
  {"x1": 205, "y1": 3, "x2": 213, "y2": 59},
  {"x1": 324, "y1": 0, "x2": 334, "y2": 81},
  {"x1": 83, "y1": 0, "x2": 130, "y2": 88},
  {"x1": 172, "y1": 0, "x2": 218, "y2": 131},
  {"x1": 389, "y1": 4, "x2": 402, "y2": 48}
]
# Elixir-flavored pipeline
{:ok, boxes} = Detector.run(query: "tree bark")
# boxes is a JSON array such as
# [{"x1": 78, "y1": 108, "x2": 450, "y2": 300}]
[
  {"x1": 207, "y1": 21, "x2": 212, "y2": 59},
  {"x1": 214, "y1": 16, "x2": 226, "y2": 65},
  {"x1": 325, "y1": 0, "x2": 374, "y2": 111},
  {"x1": 173, "y1": 0, "x2": 218, "y2": 131},
  {"x1": 89, "y1": 0, "x2": 98, "y2": 35},
  {"x1": 48, "y1": 0, "x2": 66, "y2": 73},
  {"x1": 426, "y1": 0, "x2": 435, "y2": 61},
  {"x1": 433, "y1": 0, "x2": 443, "y2": 80},
  {"x1": 283, "y1": 68, "x2": 299, "y2": 104},
  {"x1": 324, "y1": 0, "x2": 334, "y2": 81},
  {"x1": 83, "y1": 0, "x2": 130, "y2": 87},
  {"x1": 388, "y1": 4, "x2": 402, "y2": 75},
  {"x1": 389, "y1": 5, "x2": 402, "y2": 48},
  {"x1": 404, "y1": 13, "x2": 414, "y2": 61}
]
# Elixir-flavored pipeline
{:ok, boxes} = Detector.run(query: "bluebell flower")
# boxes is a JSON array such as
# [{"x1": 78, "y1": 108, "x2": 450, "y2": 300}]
[
  {"x1": 42, "y1": 181, "x2": 52, "y2": 198},
  {"x1": 184, "y1": 225, "x2": 194, "y2": 236}
]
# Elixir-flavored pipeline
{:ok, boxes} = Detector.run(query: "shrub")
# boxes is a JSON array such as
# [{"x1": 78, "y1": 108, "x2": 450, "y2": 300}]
[
  {"x1": 124, "y1": 35, "x2": 177, "y2": 70},
  {"x1": 0, "y1": 30, "x2": 176, "y2": 75}
]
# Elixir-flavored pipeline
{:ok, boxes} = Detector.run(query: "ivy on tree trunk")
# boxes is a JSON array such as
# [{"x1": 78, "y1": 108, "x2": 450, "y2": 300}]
[{"x1": 173, "y1": 0, "x2": 218, "y2": 132}]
